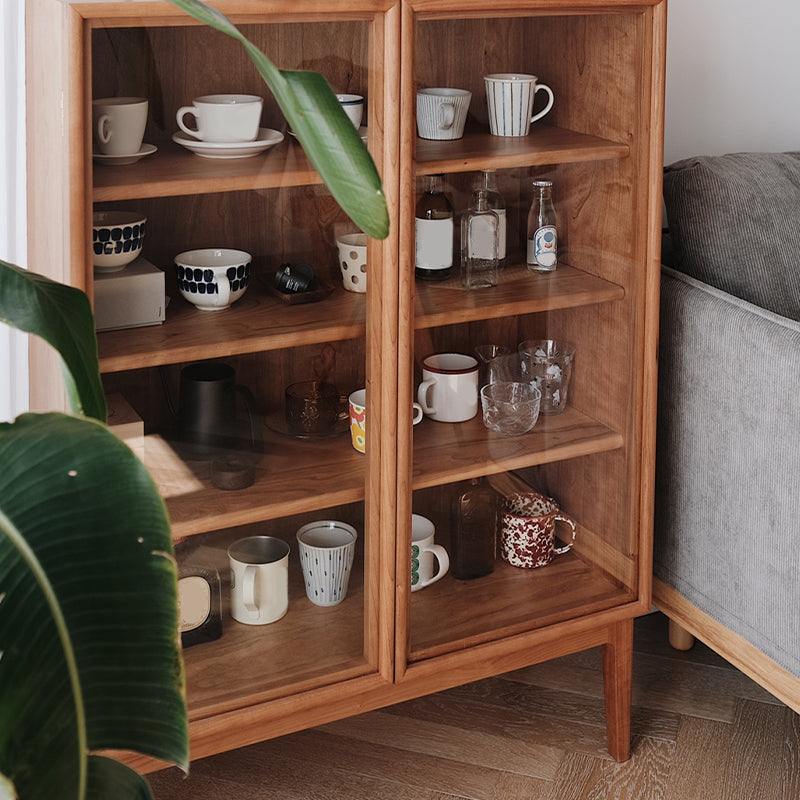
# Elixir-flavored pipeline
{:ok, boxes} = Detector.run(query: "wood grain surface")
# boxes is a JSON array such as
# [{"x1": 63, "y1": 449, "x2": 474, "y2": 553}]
[{"x1": 148, "y1": 613, "x2": 799, "y2": 800}]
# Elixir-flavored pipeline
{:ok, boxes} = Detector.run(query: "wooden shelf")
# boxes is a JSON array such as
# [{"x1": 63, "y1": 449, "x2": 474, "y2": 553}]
[
  {"x1": 415, "y1": 125, "x2": 630, "y2": 175},
  {"x1": 98, "y1": 264, "x2": 619, "y2": 374},
  {"x1": 146, "y1": 405, "x2": 620, "y2": 540},
  {"x1": 409, "y1": 544, "x2": 634, "y2": 660},
  {"x1": 91, "y1": 125, "x2": 627, "y2": 204},
  {"x1": 146, "y1": 426, "x2": 366, "y2": 540},
  {"x1": 414, "y1": 263, "x2": 624, "y2": 329},
  {"x1": 178, "y1": 528, "x2": 372, "y2": 720},
  {"x1": 98, "y1": 283, "x2": 366, "y2": 374},
  {"x1": 412, "y1": 407, "x2": 623, "y2": 490},
  {"x1": 93, "y1": 137, "x2": 323, "y2": 203}
]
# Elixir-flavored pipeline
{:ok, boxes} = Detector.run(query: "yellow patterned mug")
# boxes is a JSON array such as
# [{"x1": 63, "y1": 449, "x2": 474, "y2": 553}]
[{"x1": 348, "y1": 389, "x2": 423, "y2": 453}]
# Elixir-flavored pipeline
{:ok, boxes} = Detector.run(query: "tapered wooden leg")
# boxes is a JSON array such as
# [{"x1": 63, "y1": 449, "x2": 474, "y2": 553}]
[
  {"x1": 603, "y1": 618, "x2": 634, "y2": 761},
  {"x1": 668, "y1": 618, "x2": 695, "y2": 651}
]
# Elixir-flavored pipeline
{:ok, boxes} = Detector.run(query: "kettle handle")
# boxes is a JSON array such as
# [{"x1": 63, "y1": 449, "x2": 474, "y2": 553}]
[{"x1": 234, "y1": 383, "x2": 262, "y2": 452}]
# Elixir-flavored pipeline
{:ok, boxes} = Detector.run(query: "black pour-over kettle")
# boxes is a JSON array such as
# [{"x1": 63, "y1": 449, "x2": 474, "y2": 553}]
[{"x1": 171, "y1": 361, "x2": 261, "y2": 455}]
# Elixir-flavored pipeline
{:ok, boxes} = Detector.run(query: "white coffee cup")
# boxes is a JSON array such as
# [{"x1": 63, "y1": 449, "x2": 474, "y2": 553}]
[
  {"x1": 484, "y1": 74, "x2": 554, "y2": 137},
  {"x1": 411, "y1": 514, "x2": 450, "y2": 592},
  {"x1": 416, "y1": 88, "x2": 472, "y2": 140},
  {"x1": 296, "y1": 520, "x2": 357, "y2": 606},
  {"x1": 336, "y1": 94, "x2": 364, "y2": 129},
  {"x1": 228, "y1": 536, "x2": 290, "y2": 625},
  {"x1": 92, "y1": 97, "x2": 148, "y2": 156},
  {"x1": 176, "y1": 94, "x2": 263, "y2": 142},
  {"x1": 417, "y1": 353, "x2": 480, "y2": 423}
]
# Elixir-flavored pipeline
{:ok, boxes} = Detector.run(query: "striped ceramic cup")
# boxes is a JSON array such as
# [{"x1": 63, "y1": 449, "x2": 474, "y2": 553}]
[{"x1": 484, "y1": 73, "x2": 554, "y2": 137}]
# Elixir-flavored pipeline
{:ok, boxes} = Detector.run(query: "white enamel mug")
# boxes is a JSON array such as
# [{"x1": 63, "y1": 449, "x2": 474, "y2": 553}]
[
  {"x1": 417, "y1": 353, "x2": 479, "y2": 422},
  {"x1": 228, "y1": 536, "x2": 290, "y2": 625},
  {"x1": 484, "y1": 74, "x2": 554, "y2": 137}
]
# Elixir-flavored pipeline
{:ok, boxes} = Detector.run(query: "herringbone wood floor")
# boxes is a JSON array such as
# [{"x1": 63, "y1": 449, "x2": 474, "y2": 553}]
[{"x1": 148, "y1": 613, "x2": 800, "y2": 799}]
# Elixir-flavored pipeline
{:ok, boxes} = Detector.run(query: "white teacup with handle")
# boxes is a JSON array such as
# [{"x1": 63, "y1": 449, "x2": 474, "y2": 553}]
[{"x1": 176, "y1": 94, "x2": 263, "y2": 142}]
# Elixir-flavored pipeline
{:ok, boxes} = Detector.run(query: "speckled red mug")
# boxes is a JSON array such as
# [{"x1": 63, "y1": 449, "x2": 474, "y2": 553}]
[{"x1": 500, "y1": 491, "x2": 576, "y2": 568}]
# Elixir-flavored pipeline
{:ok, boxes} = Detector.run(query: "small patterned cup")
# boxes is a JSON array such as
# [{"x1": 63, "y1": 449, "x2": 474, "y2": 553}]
[
  {"x1": 296, "y1": 521, "x2": 357, "y2": 607},
  {"x1": 500, "y1": 490, "x2": 576, "y2": 568}
]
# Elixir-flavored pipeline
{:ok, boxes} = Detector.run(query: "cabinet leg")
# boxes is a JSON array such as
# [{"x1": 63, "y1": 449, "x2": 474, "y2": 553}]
[
  {"x1": 603, "y1": 618, "x2": 633, "y2": 761},
  {"x1": 668, "y1": 618, "x2": 695, "y2": 651}
]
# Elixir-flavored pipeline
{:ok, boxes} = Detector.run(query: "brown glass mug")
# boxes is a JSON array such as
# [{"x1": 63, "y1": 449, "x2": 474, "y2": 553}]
[{"x1": 285, "y1": 381, "x2": 346, "y2": 437}]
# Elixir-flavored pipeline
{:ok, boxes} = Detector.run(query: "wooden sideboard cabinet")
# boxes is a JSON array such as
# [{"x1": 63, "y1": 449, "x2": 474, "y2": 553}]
[{"x1": 26, "y1": 0, "x2": 665, "y2": 772}]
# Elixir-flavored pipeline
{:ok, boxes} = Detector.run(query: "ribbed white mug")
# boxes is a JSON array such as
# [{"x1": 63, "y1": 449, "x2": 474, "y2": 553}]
[
  {"x1": 416, "y1": 88, "x2": 472, "y2": 140},
  {"x1": 484, "y1": 74, "x2": 554, "y2": 136}
]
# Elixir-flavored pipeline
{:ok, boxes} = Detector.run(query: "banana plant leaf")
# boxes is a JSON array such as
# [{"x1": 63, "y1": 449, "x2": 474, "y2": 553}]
[
  {"x1": 0, "y1": 259, "x2": 105, "y2": 422},
  {"x1": 165, "y1": 0, "x2": 390, "y2": 240},
  {"x1": 0, "y1": 412, "x2": 187, "y2": 800}
]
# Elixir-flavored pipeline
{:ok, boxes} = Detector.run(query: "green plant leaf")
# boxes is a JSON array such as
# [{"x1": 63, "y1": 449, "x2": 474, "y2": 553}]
[
  {"x1": 165, "y1": 0, "x2": 389, "y2": 240},
  {"x1": 0, "y1": 260, "x2": 106, "y2": 422},
  {"x1": 0, "y1": 413, "x2": 188, "y2": 800}
]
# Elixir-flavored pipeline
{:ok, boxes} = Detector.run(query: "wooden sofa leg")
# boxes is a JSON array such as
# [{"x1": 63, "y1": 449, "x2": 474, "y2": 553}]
[
  {"x1": 603, "y1": 618, "x2": 633, "y2": 761},
  {"x1": 668, "y1": 618, "x2": 695, "y2": 651}
]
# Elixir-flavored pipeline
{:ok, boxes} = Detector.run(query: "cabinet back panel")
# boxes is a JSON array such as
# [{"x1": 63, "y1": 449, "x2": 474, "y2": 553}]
[{"x1": 92, "y1": 22, "x2": 370, "y2": 145}]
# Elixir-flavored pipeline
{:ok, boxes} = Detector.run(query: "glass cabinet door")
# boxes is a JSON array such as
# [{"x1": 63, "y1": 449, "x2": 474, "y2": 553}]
[
  {"x1": 84, "y1": 2, "x2": 398, "y2": 734},
  {"x1": 396, "y1": 3, "x2": 661, "y2": 675}
]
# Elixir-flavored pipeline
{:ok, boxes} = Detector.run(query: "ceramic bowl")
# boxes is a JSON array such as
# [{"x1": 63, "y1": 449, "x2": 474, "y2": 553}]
[
  {"x1": 174, "y1": 248, "x2": 251, "y2": 311},
  {"x1": 336, "y1": 233, "x2": 367, "y2": 293},
  {"x1": 92, "y1": 211, "x2": 146, "y2": 271}
]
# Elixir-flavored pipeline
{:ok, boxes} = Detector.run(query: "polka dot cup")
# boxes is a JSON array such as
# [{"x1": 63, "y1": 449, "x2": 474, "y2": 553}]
[
  {"x1": 175, "y1": 248, "x2": 251, "y2": 311},
  {"x1": 336, "y1": 233, "x2": 367, "y2": 293},
  {"x1": 92, "y1": 211, "x2": 146, "y2": 272}
]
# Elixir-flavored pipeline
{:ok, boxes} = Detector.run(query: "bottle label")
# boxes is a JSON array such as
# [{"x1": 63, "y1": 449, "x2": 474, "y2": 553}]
[
  {"x1": 495, "y1": 209, "x2": 507, "y2": 260},
  {"x1": 528, "y1": 225, "x2": 557, "y2": 268},
  {"x1": 415, "y1": 217, "x2": 453, "y2": 271}
]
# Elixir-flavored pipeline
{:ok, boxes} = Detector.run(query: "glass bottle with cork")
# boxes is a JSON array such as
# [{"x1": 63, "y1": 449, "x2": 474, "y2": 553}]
[
  {"x1": 526, "y1": 178, "x2": 558, "y2": 272},
  {"x1": 415, "y1": 173, "x2": 454, "y2": 281}
]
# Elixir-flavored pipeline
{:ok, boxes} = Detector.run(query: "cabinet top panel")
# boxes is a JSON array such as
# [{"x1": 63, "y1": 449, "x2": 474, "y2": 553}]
[{"x1": 71, "y1": 0, "x2": 398, "y2": 24}]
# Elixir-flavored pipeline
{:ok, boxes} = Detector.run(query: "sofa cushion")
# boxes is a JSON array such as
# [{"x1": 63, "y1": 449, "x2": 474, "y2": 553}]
[{"x1": 663, "y1": 151, "x2": 800, "y2": 321}]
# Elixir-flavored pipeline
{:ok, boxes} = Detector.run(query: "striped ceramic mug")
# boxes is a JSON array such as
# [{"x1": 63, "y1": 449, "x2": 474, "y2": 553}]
[{"x1": 484, "y1": 73, "x2": 554, "y2": 137}]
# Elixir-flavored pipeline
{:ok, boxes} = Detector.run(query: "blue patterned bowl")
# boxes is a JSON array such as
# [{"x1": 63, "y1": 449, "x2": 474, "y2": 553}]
[{"x1": 93, "y1": 211, "x2": 146, "y2": 271}]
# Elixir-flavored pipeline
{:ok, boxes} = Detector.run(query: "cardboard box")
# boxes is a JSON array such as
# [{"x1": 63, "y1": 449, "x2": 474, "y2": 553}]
[
  {"x1": 106, "y1": 393, "x2": 145, "y2": 461},
  {"x1": 94, "y1": 257, "x2": 165, "y2": 331}
]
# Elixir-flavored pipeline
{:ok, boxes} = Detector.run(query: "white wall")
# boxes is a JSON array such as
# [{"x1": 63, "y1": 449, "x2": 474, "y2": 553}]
[
  {"x1": 2, "y1": 0, "x2": 799, "y2": 422},
  {"x1": 0, "y1": 0, "x2": 28, "y2": 423},
  {"x1": 665, "y1": 0, "x2": 800, "y2": 164}
]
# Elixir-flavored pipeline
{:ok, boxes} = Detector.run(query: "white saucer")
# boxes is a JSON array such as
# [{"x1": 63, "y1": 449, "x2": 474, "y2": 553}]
[
  {"x1": 172, "y1": 128, "x2": 284, "y2": 159},
  {"x1": 93, "y1": 143, "x2": 157, "y2": 166},
  {"x1": 289, "y1": 126, "x2": 368, "y2": 143}
]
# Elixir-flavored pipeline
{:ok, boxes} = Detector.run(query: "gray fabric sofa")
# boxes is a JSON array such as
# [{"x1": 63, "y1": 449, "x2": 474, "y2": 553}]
[{"x1": 654, "y1": 151, "x2": 800, "y2": 713}]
